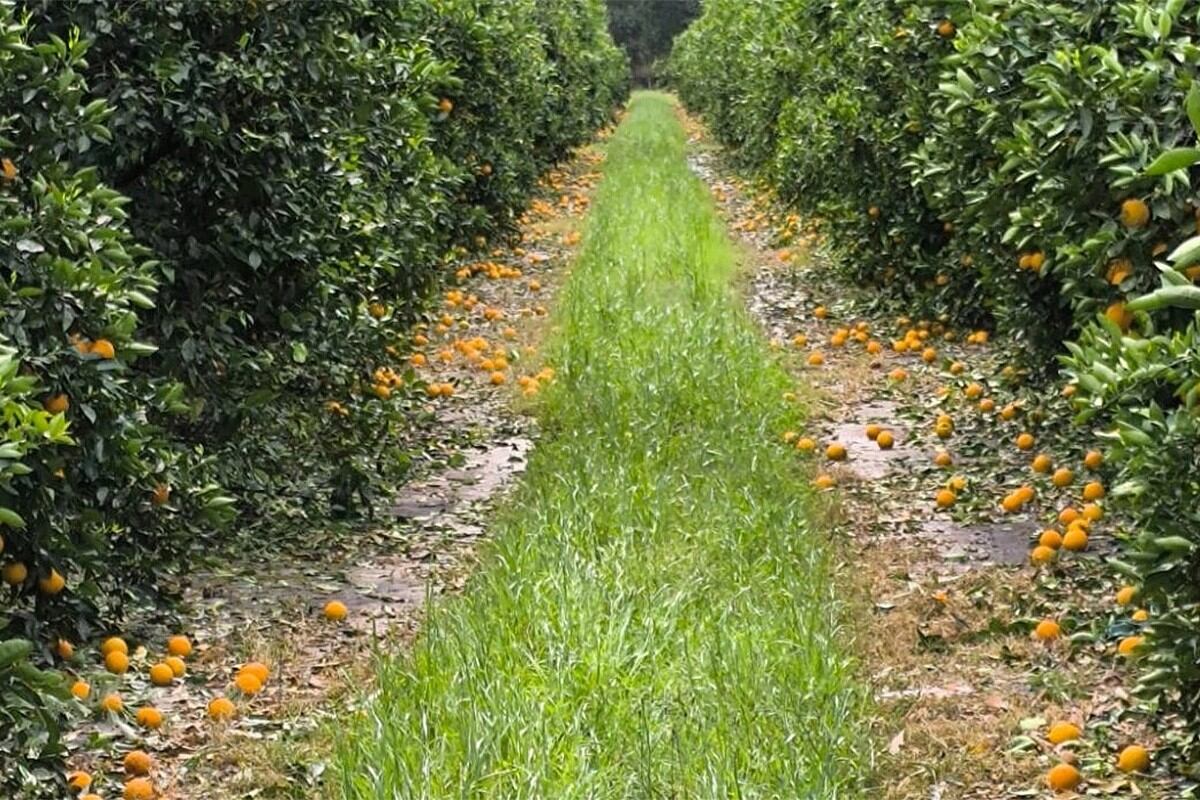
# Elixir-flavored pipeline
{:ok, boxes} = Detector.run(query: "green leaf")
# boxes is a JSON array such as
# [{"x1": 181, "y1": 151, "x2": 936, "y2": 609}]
[
  {"x1": 1145, "y1": 147, "x2": 1200, "y2": 176},
  {"x1": 0, "y1": 507, "x2": 26, "y2": 528}
]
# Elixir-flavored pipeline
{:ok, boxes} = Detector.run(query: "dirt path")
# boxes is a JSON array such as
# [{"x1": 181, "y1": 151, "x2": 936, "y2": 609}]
[
  {"x1": 61, "y1": 137, "x2": 608, "y2": 800},
  {"x1": 682, "y1": 115, "x2": 1184, "y2": 799}
]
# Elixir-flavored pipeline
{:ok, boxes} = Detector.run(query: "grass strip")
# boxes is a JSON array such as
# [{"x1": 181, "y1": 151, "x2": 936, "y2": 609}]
[{"x1": 334, "y1": 91, "x2": 869, "y2": 799}]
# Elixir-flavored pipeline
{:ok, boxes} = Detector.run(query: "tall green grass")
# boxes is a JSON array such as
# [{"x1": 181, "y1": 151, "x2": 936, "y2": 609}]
[{"x1": 334, "y1": 92, "x2": 869, "y2": 799}]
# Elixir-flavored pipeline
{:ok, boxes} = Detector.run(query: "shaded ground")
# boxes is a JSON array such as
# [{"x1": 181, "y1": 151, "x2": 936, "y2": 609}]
[{"x1": 60, "y1": 137, "x2": 608, "y2": 800}]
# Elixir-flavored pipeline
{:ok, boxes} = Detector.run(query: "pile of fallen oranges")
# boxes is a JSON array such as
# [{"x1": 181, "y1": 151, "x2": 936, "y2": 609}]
[{"x1": 779, "y1": 300, "x2": 1156, "y2": 794}]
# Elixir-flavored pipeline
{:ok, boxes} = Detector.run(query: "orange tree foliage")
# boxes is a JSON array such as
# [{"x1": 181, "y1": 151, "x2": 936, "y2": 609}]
[
  {"x1": 673, "y1": 0, "x2": 1200, "y2": 740},
  {"x1": 0, "y1": 0, "x2": 625, "y2": 792}
]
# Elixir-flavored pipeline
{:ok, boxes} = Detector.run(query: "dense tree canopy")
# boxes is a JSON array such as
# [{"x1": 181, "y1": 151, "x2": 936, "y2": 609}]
[{"x1": 606, "y1": 0, "x2": 699, "y2": 84}]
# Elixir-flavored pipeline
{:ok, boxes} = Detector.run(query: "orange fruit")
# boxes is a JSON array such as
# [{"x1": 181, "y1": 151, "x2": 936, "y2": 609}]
[
  {"x1": 234, "y1": 671, "x2": 263, "y2": 695},
  {"x1": 71, "y1": 680, "x2": 91, "y2": 700},
  {"x1": 1031, "y1": 454, "x2": 1052, "y2": 473},
  {"x1": 1034, "y1": 619, "x2": 1061, "y2": 641},
  {"x1": 90, "y1": 338, "x2": 116, "y2": 359},
  {"x1": 796, "y1": 437, "x2": 816, "y2": 453},
  {"x1": 55, "y1": 639, "x2": 74, "y2": 660},
  {"x1": 866, "y1": 340, "x2": 882, "y2": 355},
  {"x1": 323, "y1": 599, "x2": 348, "y2": 621},
  {"x1": 936, "y1": 19, "x2": 956, "y2": 37},
  {"x1": 948, "y1": 475, "x2": 967, "y2": 493},
  {"x1": 1058, "y1": 507, "x2": 1080, "y2": 525},
  {"x1": 949, "y1": 361, "x2": 965, "y2": 375},
  {"x1": 1062, "y1": 528, "x2": 1088, "y2": 552},
  {"x1": 933, "y1": 451, "x2": 952, "y2": 468},
  {"x1": 1047, "y1": 722, "x2": 1082, "y2": 745},
  {"x1": 1038, "y1": 529, "x2": 1063, "y2": 549},
  {"x1": 164, "y1": 656, "x2": 186, "y2": 677},
  {"x1": 37, "y1": 568, "x2": 65, "y2": 595},
  {"x1": 1082, "y1": 502, "x2": 1103, "y2": 521},
  {"x1": 101, "y1": 637, "x2": 128, "y2": 656},
  {"x1": 876, "y1": 431, "x2": 895, "y2": 449},
  {"x1": 825, "y1": 443, "x2": 847, "y2": 461},
  {"x1": 151, "y1": 483, "x2": 171, "y2": 506},
  {"x1": 148, "y1": 662, "x2": 174, "y2": 686},
  {"x1": 1031, "y1": 545, "x2": 1057, "y2": 565},
  {"x1": 44, "y1": 394, "x2": 69, "y2": 414},
  {"x1": 105, "y1": 650, "x2": 130, "y2": 674},
  {"x1": 1046, "y1": 763, "x2": 1081, "y2": 792},
  {"x1": 1118, "y1": 635, "x2": 1145, "y2": 656},
  {"x1": 1120, "y1": 198, "x2": 1150, "y2": 229},
  {"x1": 964, "y1": 382, "x2": 983, "y2": 399},
  {"x1": 978, "y1": 397, "x2": 995, "y2": 413},
  {"x1": 100, "y1": 692, "x2": 124, "y2": 713},
  {"x1": 1015, "y1": 432, "x2": 1035, "y2": 451},
  {"x1": 1105, "y1": 301, "x2": 1134, "y2": 331},
  {"x1": 123, "y1": 777, "x2": 155, "y2": 800},
  {"x1": 999, "y1": 403, "x2": 1017, "y2": 421},
  {"x1": 1132, "y1": 609, "x2": 1150, "y2": 622},
  {"x1": 1051, "y1": 467, "x2": 1074, "y2": 487},
  {"x1": 239, "y1": 662, "x2": 269, "y2": 683},
  {"x1": 814, "y1": 474, "x2": 836, "y2": 490},
  {"x1": 166, "y1": 635, "x2": 192, "y2": 658},
  {"x1": 935, "y1": 489, "x2": 956, "y2": 509},
  {"x1": 1083, "y1": 450, "x2": 1103, "y2": 470},
  {"x1": 1, "y1": 563, "x2": 27, "y2": 587},
  {"x1": 1015, "y1": 485, "x2": 1035, "y2": 503},
  {"x1": 807, "y1": 351, "x2": 825, "y2": 367},
  {"x1": 813, "y1": 306, "x2": 828, "y2": 319},
  {"x1": 123, "y1": 749, "x2": 152, "y2": 775},
  {"x1": 1116, "y1": 586, "x2": 1137, "y2": 606},
  {"x1": 865, "y1": 424, "x2": 882, "y2": 440},
  {"x1": 1117, "y1": 744, "x2": 1150, "y2": 773},
  {"x1": 67, "y1": 771, "x2": 92, "y2": 791},
  {"x1": 888, "y1": 367, "x2": 909, "y2": 381},
  {"x1": 921, "y1": 347, "x2": 937, "y2": 363},
  {"x1": 1082, "y1": 481, "x2": 1105, "y2": 501},
  {"x1": 136, "y1": 706, "x2": 164, "y2": 729},
  {"x1": 208, "y1": 696, "x2": 237, "y2": 721}
]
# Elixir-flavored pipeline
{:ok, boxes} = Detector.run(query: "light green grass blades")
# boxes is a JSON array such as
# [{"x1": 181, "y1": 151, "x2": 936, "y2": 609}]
[{"x1": 333, "y1": 91, "x2": 870, "y2": 799}]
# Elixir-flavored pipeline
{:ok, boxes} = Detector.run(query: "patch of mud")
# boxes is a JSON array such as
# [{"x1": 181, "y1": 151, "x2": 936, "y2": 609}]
[{"x1": 918, "y1": 518, "x2": 1031, "y2": 568}]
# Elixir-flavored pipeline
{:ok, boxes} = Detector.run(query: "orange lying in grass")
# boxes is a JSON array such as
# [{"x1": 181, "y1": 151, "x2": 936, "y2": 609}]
[
  {"x1": 814, "y1": 474, "x2": 836, "y2": 490},
  {"x1": 100, "y1": 692, "x2": 124, "y2": 712},
  {"x1": 136, "y1": 706, "x2": 164, "y2": 729},
  {"x1": 933, "y1": 451, "x2": 952, "y2": 468},
  {"x1": 234, "y1": 671, "x2": 263, "y2": 695},
  {"x1": 1082, "y1": 481, "x2": 1105, "y2": 501},
  {"x1": 208, "y1": 697, "x2": 237, "y2": 721},
  {"x1": 149, "y1": 662, "x2": 174, "y2": 686},
  {"x1": 123, "y1": 750, "x2": 152, "y2": 775},
  {"x1": 123, "y1": 777, "x2": 154, "y2": 800},
  {"x1": 1039, "y1": 529, "x2": 1063, "y2": 549},
  {"x1": 240, "y1": 662, "x2": 270, "y2": 684},
  {"x1": 825, "y1": 443, "x2": 847, "y2": 461},
  {"x1": 1047, "y1": 722, "x2": 1082, "y2": 745},
  {"x1": 1034, "y1": 619, "x2": 1061, "y2": 641},
  {"x1": 105, "y1": 650, "x2": 130, "y2": 674},
  {"x1": 1030, "y1": 545, "x2": 1057, "y2": 566},
  {"x1": 67, "y1": 771, "x2": 91, "y2": 791},
  {"x1": 1031, "y1": 454, "x2": 1052, "y2": 473},
  {"x1": 1118, "y1": 635, "x2": 1145, "y2": 657},
  {"x1": 167, "y1": 635, "x2": 192, "y2": 658},
  {"x1": 935, "y1": 489, "x2": 956, "y2": 509},
  {"x1": 324, "y1": 599, "x2": 348, "y2": 621},
  {"x1": 1116, "y1": 585, "x2": 1137, "y2": 606},
  {"x1": 1015, "y1": 432, "x2": 1035, "y2": 450},
  {"x1": 1117, "y1": 744, "x2": 1151, "y2": 773},
  {"x1": 876, "y1": 430, "x2": 894, "y2": 449},
  {"x1": 1084, "y1": 450, "x2": 1103, "y2": 470},
  {"x1": 795, "y1": 437, "x2": 816, "y2": 453},
  {"x1": 807, "y1": 351, "x2": 825, "y2": 367},
  {"x1": 165, "y1": 656, "x2": 186, "y2": 677},
  {"x1": 865, "y1": 424, "x2": 881, "y2": 440},
  {"x1": 1062, "y1": 527, "x2": 1088, "y2": 552},
  {"x1": 1052, "y1": 467, "x2": 1074, "y2": 487},
  {"x1": 1046, "y1": 762, "x2": 1081, "y2": 792},
  {"x1": 71, "y1": 680, "x2": 90, "y2": 700}
]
